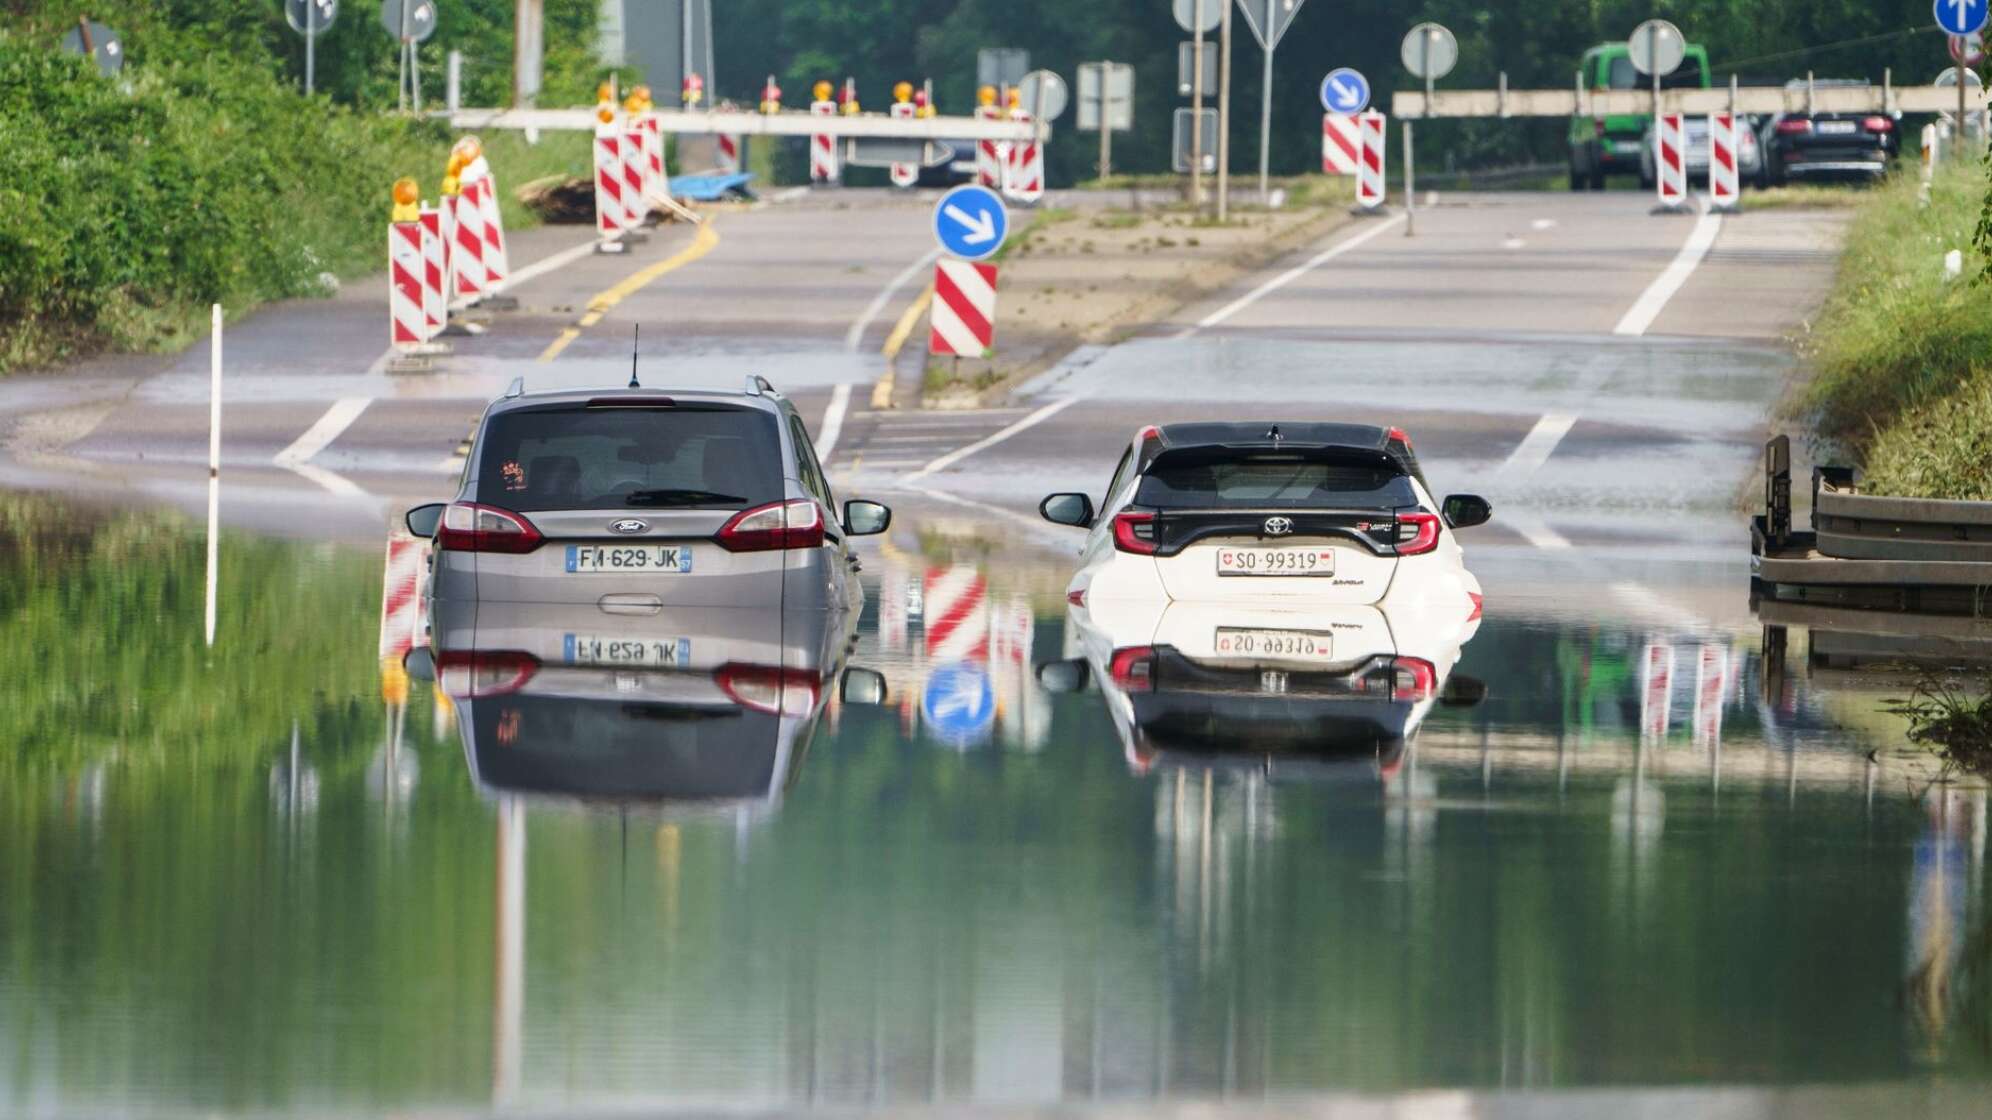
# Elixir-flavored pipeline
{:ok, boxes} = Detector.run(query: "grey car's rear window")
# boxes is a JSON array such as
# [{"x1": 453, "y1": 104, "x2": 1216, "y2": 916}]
[
  {"x1": 1137, "y1": 453, "x2": 1413, "y2": 509},
  {"x1": 476, "y1": 405, "x2": 784, "y2": 510}
]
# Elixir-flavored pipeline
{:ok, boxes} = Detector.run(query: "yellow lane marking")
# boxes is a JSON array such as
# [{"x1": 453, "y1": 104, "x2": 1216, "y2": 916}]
[
  {"x1": 869, "y1": 284, "x2": 934, "y2": 409},
  {"x1": 536, "y1": 221, "x2": 722, "y2": 362}
]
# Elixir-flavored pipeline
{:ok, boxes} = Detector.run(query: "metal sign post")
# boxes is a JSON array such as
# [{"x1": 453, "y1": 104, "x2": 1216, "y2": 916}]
[
  {"x1": 286, "y1": 0, "x2": 338, "y2": 96},
  {"x1": 1217, "y1": 0, "x2": 1232, "y2": 220},
  {"x1": 1935, "y1": 0, "x2": 1991, "y2": 152},
  {"x1": 1399, "y1": 24, "x2": 1457, "y2": 236},
  {"x1": 1192, "y1": 0, "x2": 1207, "y2": 205},
  {"x1": 1236, "y1": 0, "x2": 1309, "y2": 204},
  {"x1": 1077, "y1": 62, "x2": 1133, "y2": 181}
]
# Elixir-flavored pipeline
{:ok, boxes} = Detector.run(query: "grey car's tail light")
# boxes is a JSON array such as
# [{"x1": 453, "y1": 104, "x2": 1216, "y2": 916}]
[
  {"x1": 714, "y1": 499, "x2": 824, "y2": 552},
  {"x1": 437, "y1": 503, "x2": 544, "y2": 554},
  {"x1": 714, "y1": 663, "x2": 820, "y2": 715},
  {"x1": 437, "y1": 650, "x2": 541, "y2": 699}
]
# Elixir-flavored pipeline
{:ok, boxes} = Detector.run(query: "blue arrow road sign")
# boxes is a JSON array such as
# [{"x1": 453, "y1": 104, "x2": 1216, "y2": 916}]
[
  {"x1": 932, "y1": 184, "x2": 1008, "y2": 261},
  {"x1": 922, "y1": 663, "x2": 995, "y2": 744},
  {"x1": 1937, "y1": 0, "x2": 1989, "y2": 36},
  {"x1": 1320, "y1": 68, "x2": 1371, "y2": 115}
]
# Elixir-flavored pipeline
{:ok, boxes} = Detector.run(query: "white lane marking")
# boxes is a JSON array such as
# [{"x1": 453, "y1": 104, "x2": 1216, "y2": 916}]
[
  {"x1": 1502, "y1": 509, "x2": 1573, "y2": 551},
  {"x1": 473, "y1": 237, "x2": 598, "y2": 304},
  {"x1": 275, "y1": 397, "x2": 373, "y2": 497},
  {"x1": 814, "y1": 383, "x2": 852, "y2": 464},
  {"x1": 1531, "y1": 218, "x2": 1557, "y2": 231},
  {"x1": 1424, "y1": 190, "x2": 1438, "y2": 206},
  {"x1": 845, "y1": 248, "x2": 942, "y2": 352},
  {"x1": 1178, "y1": 215, "x2": 1407, "y2": 337},
  {"x1": 772, "y1": 185, "x2": 810, "y2": 203},
  {"x1": 1501, "y1": 236, "x2": 1525, "y2": 250},
  {"x1": 876, "y1": 408, "x2": 1027, "y2": 422},
  {"x1": 868, "y1": 433, "x2": 962, "y2": 445},
  {"x1": 896, "y1": 483, "x2": 1072, "y2": 543},
  {"x1": 1497, "y1": 412, "x2": 1578, "y2": 478},
  {"x1": 902, "y1": 395, "x2": 1087, "y2": 481},
  {"x1": 437, "y1": 455, "x2": 465, "y2": 474},
  {"x1": 1613, "y1": 206, "x2": 1722, "y2": 337}
]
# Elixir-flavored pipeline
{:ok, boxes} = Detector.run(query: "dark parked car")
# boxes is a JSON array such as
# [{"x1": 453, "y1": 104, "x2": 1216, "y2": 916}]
[{"x1": 1759, "y1": 80, "x2": 1898, "y2": 186}]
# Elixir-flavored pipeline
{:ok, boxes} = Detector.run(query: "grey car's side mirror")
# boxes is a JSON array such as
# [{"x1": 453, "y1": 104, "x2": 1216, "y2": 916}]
[
  {"x1": 402, "y1": 647, "x2": 436, "y2": 682},
  {"x1": 1441, "y1": 494, "x2": 1492, "y2": 530},
  {"x1": 843, "y1": 500, "x2": 892, "y2": 536},
  {"x1": 840, "y1": 667, "x2": 888, "y2": 704},
  {"x1": 405, "y1": 502, "x2": 447, "y2": 539},
  {"x1": 1040, "y1": 493, "x2": 1095, "y2": 529},
  {"x1": 1036, "y1": 658, "x2": 1091, "y2": 693}
]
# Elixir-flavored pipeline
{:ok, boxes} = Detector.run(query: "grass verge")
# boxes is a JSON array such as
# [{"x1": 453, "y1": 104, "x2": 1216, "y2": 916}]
[{"x1": 1792, "y1": 162, "x2": 1992, "y2": 498}]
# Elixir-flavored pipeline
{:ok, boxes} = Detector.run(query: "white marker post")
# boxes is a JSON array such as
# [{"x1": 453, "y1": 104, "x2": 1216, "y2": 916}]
[{"x1": 205, "y1": 303, "x2": 222, "y2": 648}]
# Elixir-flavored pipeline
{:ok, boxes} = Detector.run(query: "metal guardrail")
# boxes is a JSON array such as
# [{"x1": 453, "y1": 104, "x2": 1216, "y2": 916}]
[
  {"x1": 1391, "y1": 84, "x2": 1986, "y2": 120},
  {"x1": 444, "y1": 107, "x2": 1040, "y2": 141},
  {"x1": 1814, "y1": 469, "x2": 1992, "y2": 562}
]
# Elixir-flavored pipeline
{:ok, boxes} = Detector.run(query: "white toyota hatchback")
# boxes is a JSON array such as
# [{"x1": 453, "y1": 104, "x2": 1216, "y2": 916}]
[{"x1": 1038, "y1": 422, "x2": 1489, "y2": 608}]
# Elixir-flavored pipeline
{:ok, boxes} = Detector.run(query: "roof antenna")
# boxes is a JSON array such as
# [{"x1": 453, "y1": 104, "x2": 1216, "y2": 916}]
[
  {"x1": 628, "y1": 324, "x2": 641, "y2": 389},
  {"x1": 1265, "y1": 424, "x2": 1282, "y2": 443}
]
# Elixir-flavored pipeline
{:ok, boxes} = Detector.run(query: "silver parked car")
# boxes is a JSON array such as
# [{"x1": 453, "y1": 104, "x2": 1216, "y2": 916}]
[{"x1": 406, "y1": 376, "x2": 890, "y2": 610}]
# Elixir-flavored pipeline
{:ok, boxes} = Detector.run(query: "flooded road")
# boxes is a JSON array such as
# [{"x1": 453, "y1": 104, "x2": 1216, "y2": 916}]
[{"x1": 2, "y1": 493, "x2": 1989, "y2": 1116}]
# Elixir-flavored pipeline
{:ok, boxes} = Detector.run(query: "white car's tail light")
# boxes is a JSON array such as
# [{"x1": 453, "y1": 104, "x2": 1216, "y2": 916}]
[
  {"x1": 714, "y1": 499, "x2": 825, "y2": 552},
  {"x1": 1112, "y1": 511, "x2": 1158, "y2": 555},
  {"x1": 436, "y1": 503, "x2": 544, "y2": 554},
  {"x1": 1394, "y1": 511, "x2": 1441, "y2": 556},
  {"x1": 1391, "y1": 657, "x2": 1437, "y2": 702},
  {"x1": 1108, "y1": 647, "x2": 1157, "y2": 693}
]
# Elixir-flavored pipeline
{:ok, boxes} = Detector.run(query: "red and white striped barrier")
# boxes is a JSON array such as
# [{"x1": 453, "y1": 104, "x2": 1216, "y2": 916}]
[
  {"x1": 378, "y1": 533, "x2": 426, "y2": 660},
  {"x1": 418, "y1": 205, "x2": 446, "y2": 337},
  {"x1": 1654, "y1": 111, "x2": 1687, "y2": 209},
  {"x1": 1691, "y1": 643, "x2": 1728, "y2": 750},
  {"x1": 448, "y1": 186, "x2": 488, "y2": 299},
  {"x1": 645, "y1": 116, "x2": 666, "y2": 199},
  {"x1": 975, "y1": 105, "x2": 1004, "y2": 187},
  {"x1": 1707, "y1": 111, "x2": 1740, "y2": 210},
  {"x1": 620, "y1": 117, "x2": 649, "y2": 228},
  {"x1": 389, "y1": 220, "x2": 426, "y2": 347},
  {"x1": 1355, "y1": 111, "x2": 1387, "y2": 209},
  {"x1": 1322, "y1": 112, "x2": 1361, "y2": 174},
  {"x1": 929, "y1": 260, "x2": 997, "y2": 357},
  {"x1": 594, "y1": 117, "x2": 628, "y2": 242},
  {"x1": 463, "y1": 158, "x2": 510, "y2": 290},
  {"x1": 716, "y1": 131, "x2": 741, "y2": 173},
  {"x1": 1003, "y1": 111, "x2": 1043, "y2": 204},
  {"x1": 809, "y1": 100, "x2": 840, "y2": 184},
  {"x1": 889, "y1": 101, "x2": 918, "y2": 188},
  {"x1": 923, "y1": 565, "x2": 989, "y2": 663}
]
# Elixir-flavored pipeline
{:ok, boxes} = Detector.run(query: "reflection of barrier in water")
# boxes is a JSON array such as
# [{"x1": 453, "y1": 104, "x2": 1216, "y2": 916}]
[
  {"x1": 1639, "y1": 641, "x2": 1675, "y2": 745},
  {"x1": 1904, "y1": 787, "x2": 1986, "y2": 1058}
]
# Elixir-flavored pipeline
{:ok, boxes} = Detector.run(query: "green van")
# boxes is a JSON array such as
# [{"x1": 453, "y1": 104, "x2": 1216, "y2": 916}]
[{"x1": 1567, "y1": 40, "x2": 1711, "y2": 189}]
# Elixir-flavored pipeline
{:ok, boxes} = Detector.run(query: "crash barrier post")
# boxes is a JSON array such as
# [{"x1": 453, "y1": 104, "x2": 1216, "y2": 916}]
[
  {"x1": 1355, "y1": 111, "x2": 1387, "y2": 210},
  {"x1": 1708, "y1": 112, "x2": 1740, "y2": 212},
  {"x1": 1654, "y1": 112, "x2": 1688, "y2": 210},
  {"x1": 929, "y1": 260, "x2": 998, "y2": 357}
]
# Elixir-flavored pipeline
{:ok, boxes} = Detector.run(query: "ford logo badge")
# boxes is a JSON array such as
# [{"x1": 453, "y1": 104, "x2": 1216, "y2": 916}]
[
  {"x1": 609, "y1": 519, "x2": 649, "y2": 535},
  {"x1": 1263, "y1": 516, "x2": 1294, "y2": 536}
]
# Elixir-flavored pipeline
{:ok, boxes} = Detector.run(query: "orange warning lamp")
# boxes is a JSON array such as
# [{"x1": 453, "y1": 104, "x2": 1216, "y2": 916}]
[
  {"x1": 813, "y1": 79, "x2": 833, "y2": 102},
  {"x1": 380, "y1": 657, "x2": 409, "y2": 707},
  {"x1": 977, "y1": 84, "x2": 997, "y2": 107},
  {"x1": 440, "y1": 171, "x2": 460, "y2": 197},
  {"x1": 390, "y1": 177, "x2": 420, "y2": 222},
  {"x1": 760, "y1": 74, "x2": 782, "y2": 113},
  {"x1": 623, "y1": 91, "x2": 645, "y2": 114},
  {"x1": 893, "y1": 80, "x2": 913, "y2": 104},
  {"x1": 596, "y1": 102, "x2": 616, "y2": 124},
  {"x1": 1005, "y1": 87, "x2": 1021, "y2": 109},
  {"x1": 915, "y1": 84, "x2": 934, "y2": 118},
  {"x1": 597, "y1": 80, "x2": 615, "y2": 102},
  {"x1": 451, "y1": 136, "x2": 482, "y2": 164},
  {"x1": 840, "y1": 77, "x2": 859, "y2": 115}
]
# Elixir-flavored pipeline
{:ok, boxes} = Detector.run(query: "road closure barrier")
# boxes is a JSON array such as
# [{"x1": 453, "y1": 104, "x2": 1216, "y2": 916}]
[
  {"x1": 594, "y1": 109, "x2": 629, "y2": 247},
  {"x1": 1355, "y1": 111, "x2": 1387, "y2": 209},
  {"x1": 461, "y1": 154, "x2": 511, "y2": 290},
  {"x1": 389, "y1": 217, "x2": 426, "y2": 348},
  {"x1": 1654, "y1": 112, "x2": 1688, "y2": 210},
  {"x1": 1708, "y1": 112, "x2": 1740, "y2": 211},
  {"x1": 929, "y1": 259, "x2": 997, "y2": 357},
  {"x1": 975, "y1": 95, "x2": 1004, "y2": 187},
  {"x1": 418, "y1": 205, "x2": 446, "y2": 336},
  {"x1": 890, "y1": 93, "x2": 918, "y2": 188},
  {"x1": 716, "y1": 131, "x2": 741, "y2": 173},
  {"x1": 810, "y1": 96, "x2": 840, "y2": 184},
  {"x1": 1322, "y1": 112, "x2": 1360, "y2": 175},
  {"x1": 1003, "y1": 109, "x2": 1043, "y2": 204}
]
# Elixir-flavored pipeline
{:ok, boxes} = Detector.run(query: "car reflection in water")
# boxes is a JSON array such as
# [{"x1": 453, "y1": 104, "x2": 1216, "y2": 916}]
[
  {"x1": 1040, "y1": 588, "x2": 1485, "y2": 779},
  {"x1": 411, "y1": 600, "x2": 884, "y2": 813}
]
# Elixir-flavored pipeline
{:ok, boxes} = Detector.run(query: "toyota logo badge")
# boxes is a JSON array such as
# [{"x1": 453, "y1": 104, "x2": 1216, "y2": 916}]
[
  {"x1": 609, "y1": 519, "x2": 649, "y2": 535},
  {"x1": 1263, "y1": 516, "x2": 1294, "y2": 536}
]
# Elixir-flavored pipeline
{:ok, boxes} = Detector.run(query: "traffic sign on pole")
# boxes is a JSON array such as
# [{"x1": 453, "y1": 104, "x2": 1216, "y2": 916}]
[
  {"x1": 932, "y1": 184, "x2": 1008, "y2": 261},
  {"x1": 1627, "y1": 19, "x2": 1684, "y2": 76},
  {"x1": 1235, "y1": 0, "x2": 1307, "y2": 49},
  {"x1": 1320, "y1": 67, "x2": 1370, "y2": 114},
  {"x1": 1951, "y1": 31, "x2": 1987, "y2": 64},
  {"x1": 59, "y1": 19, "x2": 124, "y2": 76},
  {"x1": 1172, "y1": 0, "x2": 1221, "y2": 33},
  {"x1": 379, "y1": 0, "x2": 437, "y2": 41},
  {"x1": 1400, "y1": 23, "x2": 1458, "y2": 80},
  {"x1": 922, "y1": 663, "x2": 995, "y2": 745},
  {"x1": 1935, "y1": 0, "x2": 1989, "y2": 37}
]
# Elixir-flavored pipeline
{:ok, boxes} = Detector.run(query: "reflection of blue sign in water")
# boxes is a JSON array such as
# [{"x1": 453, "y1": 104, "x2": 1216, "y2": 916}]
[
  {"x1": 1320, "y1": 68, "x2": 1371, "y2": 114},
  {"x1": 932, "y1": 184, "x2": 1009, "y2": 261},
  {"x1": 922, "y1": 663, "x2": 995, "y2": 744},
  {"x1": 1937, "y1": 0, "x2": 1989, "y2": 36}
]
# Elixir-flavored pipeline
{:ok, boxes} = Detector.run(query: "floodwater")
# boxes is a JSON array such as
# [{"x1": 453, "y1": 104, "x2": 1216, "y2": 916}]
[{"x1": 2, "y1": 493, "x2": 1989, "y2": 1117}]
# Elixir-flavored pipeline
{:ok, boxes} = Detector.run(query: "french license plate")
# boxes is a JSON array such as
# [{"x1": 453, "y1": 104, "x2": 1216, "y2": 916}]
[
  {"x1": 1215, "y1": 628, "x2": 1335, "y2": 663},
  {"x1": 565, "y1": 544, "x2": 693, "y2": 573},
  {"x1": 1816, "y1": 120, "x2": 1856, "y2": 134},
  {"x1": 1215, "y1": 546, "x2": 1335, "y2": 576},
  {"x1": 563, "y1": 634, "x2": 692, "y2": 666}
]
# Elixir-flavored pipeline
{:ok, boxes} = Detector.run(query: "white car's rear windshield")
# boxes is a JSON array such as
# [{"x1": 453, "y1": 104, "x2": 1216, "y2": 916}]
[
  {"x1": 1137, "y1": 453, "x2": 1415, "y2": 509},
  {"x1": 476, "y1": 405, "x2": 784, "y2": 511}
]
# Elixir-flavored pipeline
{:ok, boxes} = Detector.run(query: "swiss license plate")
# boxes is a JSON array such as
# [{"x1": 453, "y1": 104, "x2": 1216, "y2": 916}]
[
  {"x1": 1215, "y1": 628, "x2": 1335, "y2": 663},
  {"x1": 1816, "y1": 120, "x2": 1856, "y2": 134},
  {"x1": 563, "y1": 634, "x2": 692, "y2": 666},
  {"x1": 565, "y1": 544, "x2": 693, "y2": 573},
  {"x1": 1215, "y1": 546, "x2": 1335, "y2": 576}
]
